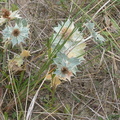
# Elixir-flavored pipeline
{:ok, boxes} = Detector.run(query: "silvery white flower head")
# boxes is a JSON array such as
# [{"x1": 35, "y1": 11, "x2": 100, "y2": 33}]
[
  {"x1": 53, "y1": 52, "x2": 80, "y2": 81},
  {"x1": 2, "y1": 22, "x2": 29, "y2": 46},
  {"x1": 0, "y1": 9, "x2": 21, "y2": 26},
  {"x1": 53, "y1": 19, "x2": 84, "y2": 42}
]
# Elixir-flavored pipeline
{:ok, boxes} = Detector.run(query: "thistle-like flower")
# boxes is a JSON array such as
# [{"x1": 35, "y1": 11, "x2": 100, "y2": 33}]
[
  {"x1": 0, "y1": 9, "x2": 21, "y2": 26},
  {"x1": 2, "y1": 22, "x2": 29, "y2": 46},
  {"x1": 53, "y1": 52, "x2": 80, "y2": 81},
  {"x1": 53, "y1": 19, "x2": 84, "y2": 42}
]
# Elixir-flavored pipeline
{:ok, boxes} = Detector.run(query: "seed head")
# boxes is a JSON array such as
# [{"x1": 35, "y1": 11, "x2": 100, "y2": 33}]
[
  {"x1": 12, "y1": 29, "x2": 20, "y2": 37},
  {"x1": 2, "y1": 9, "x2": 10, "y2": 19},
  {"x1": 61, "y1": 67, "x2": 69, "y2": 74}
]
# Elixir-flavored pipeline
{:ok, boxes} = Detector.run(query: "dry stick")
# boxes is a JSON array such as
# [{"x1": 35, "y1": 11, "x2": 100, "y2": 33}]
[
  {"x1": 87, "y1": 70, "x2": 109, "y2": 119},
  {"x1": 91, "y1": 104, "x2": 103, "y2": 119},
  {"x1": 105, "y1": 53, "x2": 120, "y2": 61},
  {"x1": 70, "y1": 99, "x2": 75, "y2": 120},
  {"x1": 0, "y1": 86, "x2": 4, "y2": 120},
  {"x1": 42, "y1": 106, "x2": 62, "y2": 120},
  {"x1": 107, "y1": 51, "x2": 120, "y2": 60},
  {"x1": 103, "y1": 58, "x2": 120, "y2": 112},
  {"x1": 79, "y1": 92, "x2": 120, "y2": 107},
  {"x1": 66, "y1": 35, "x2": 92, "y2": 55},
  {"x1": 24, "y1": 72, "x2": 31, "y2": 120},
  {"x1": 26, "y1": 69, "x2": 50, "y2": 120},
  {"x1": 33, "y1": 110, "x2": 100, "y2": 120},
  {"x1": 28, "y1": 97, "x2": 58, "y2": 120},
  {"x1": 74, "y1": 0, "x2": 103, "y2": 23},
  {"x1": 0, "y1": 83, "x2": 10, "y2": 107},
  {"x1": 28, "y1": 25, "x2": 48, "y2": 50},
  {"x1": 92, "y1": 0, "x2": 111, "y2": 20},
  {"x1": 66, "y1": 89, "x2": 105, "y2": 120},
  {"x1": 99, "y1": 48, "x2": 106, "y2": 67},
  {"x1": 57, "y1": 94, "x2": 71, "y2": 114},
  {"x1": 8, "y1": 69, "x2": 19, "y2": 120},
  {"x1": 26, "y1": 60, "x2": 40, "y2": 70},
  {"x1": 0, "y1": 46, "x2": 18, "y2": 56},
  {"x1": 68, "y1": 0, "x2": 73, "y2": 19}
]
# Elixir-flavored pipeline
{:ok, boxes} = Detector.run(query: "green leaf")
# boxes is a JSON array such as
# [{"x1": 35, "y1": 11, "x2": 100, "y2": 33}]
[
  {"x1": 85, "y1": 22, "x2": 95, "y2": 32},
  {"x1": 96, "y1": 34, "x2": 106, "y2": 43},
  {"x1": 16, "y1": 19, "x2": 28, "y2": 27},
  {"x1": 85, "y1": 21, "x2": 106, "y2": 43},
  {"x1": 11, "y1": 4, "x2": 18, "y2": 11},
  {"x1": 0, "y1": 0, "x2": 7, "y2": 2}
]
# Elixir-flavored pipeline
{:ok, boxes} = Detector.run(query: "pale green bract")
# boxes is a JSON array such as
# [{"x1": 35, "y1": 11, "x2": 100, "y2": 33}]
[
  {"x1": 53, "y1": 52, "x2": 80, "y2": 80},
  {"x1": 2, "y1": 22, "x2": 29, "y2": 46},
  {"x1": 85, "y1": 22, "x2": 106, "y2": 43}
]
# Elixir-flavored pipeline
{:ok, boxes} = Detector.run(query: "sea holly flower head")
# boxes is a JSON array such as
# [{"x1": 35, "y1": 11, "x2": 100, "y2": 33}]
[
  {"x1": 0, "y1": 9, "x2": 21, "y2": 26},
  {"x1": 53, "y1": 52, "x2": 80, "y2": 81},
  {"x1": 2, "y1": 21, "x2": 29, "y2": 46},
  {"x1": 53, "y1": 19, "x2": 84, "y2": 42}
]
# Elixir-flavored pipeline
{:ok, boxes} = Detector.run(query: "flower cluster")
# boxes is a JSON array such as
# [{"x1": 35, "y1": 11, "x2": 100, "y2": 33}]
[
  {"x1": 49, "y1": 19, "x2": 106, "y2": 84},
  {"x1": 51, "y1": 19, "x2": 86, "y2": 81}
]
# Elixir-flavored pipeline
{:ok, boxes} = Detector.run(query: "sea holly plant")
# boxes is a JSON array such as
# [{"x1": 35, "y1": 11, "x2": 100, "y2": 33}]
[
  {"x1": 0, "y1": 8, "x2": 30, "y2": 72},
  {"x1": 0, "y1": 7, "x2": 106, "y2": 89},
  {"x1": 47, "y1": 19, "x2": 106, "y2": 88},
  {"x1": 2, "y1": 18, "x2": 30, "y2": 72}
]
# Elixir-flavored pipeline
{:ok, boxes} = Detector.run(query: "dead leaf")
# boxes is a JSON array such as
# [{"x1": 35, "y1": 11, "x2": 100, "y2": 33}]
[
  {"x1": 20, "y1": 50, "x2": 31, "y2": 58},
  {"x1": 46, "y1": 74, "x2": 61, "y2": 89},
  {"x1": 51, "y1": 76, "x2": 61, "y2": 89},
  {"x1": 8, "y1": 55, "x2": 24, "y2": 72},
  {"x1": 45, "y1": 74, "x2": 52, "y2": 80}
]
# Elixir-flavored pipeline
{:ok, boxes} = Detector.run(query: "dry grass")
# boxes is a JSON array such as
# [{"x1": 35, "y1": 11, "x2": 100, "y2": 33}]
[{"x1": 0, "y1": 0, "x2": 120, "y2": 120}]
